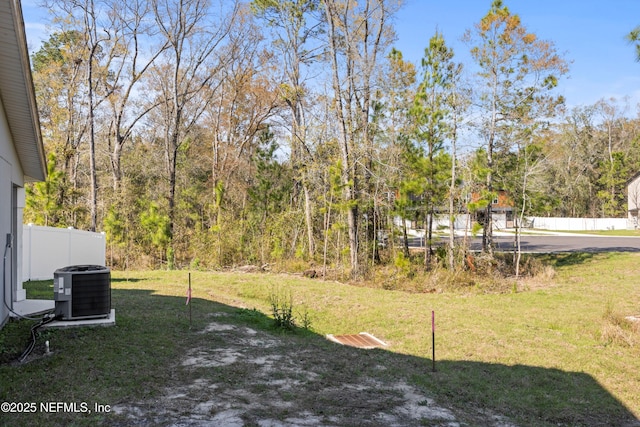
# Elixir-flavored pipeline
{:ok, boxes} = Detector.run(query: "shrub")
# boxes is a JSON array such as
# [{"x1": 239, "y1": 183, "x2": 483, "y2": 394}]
[{"x1": 269, "y1": 286, "x2": 296, "y2": 331}]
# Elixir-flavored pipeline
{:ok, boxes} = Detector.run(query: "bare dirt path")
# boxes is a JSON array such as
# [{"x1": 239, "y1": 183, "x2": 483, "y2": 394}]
[{"x1": 110, "y1": 312, "x2": 517, "y2": 427}]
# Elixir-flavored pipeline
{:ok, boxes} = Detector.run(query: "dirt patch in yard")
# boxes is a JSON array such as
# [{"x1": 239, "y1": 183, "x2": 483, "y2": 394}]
[{"x1": 109, "y1": 312, "x2": 516, "y2": 427}]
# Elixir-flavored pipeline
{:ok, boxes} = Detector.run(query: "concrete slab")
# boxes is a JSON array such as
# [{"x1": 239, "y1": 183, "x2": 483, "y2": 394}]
[
  {"x1": 43, "y1": 309, "x2": 116, "y2": 329},
  {"x1": 11, "y1": 299, "x2": 54, "y2": 318}
]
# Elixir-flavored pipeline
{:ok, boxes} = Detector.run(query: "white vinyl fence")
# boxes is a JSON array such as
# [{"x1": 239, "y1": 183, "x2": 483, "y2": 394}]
[
  {"x1": 22, "y1": 225, "x2": 106, "y2": 281},
  {"x1": 526, "y1": 217, "x2": 631, "y2": 231},
  {"x1": 394, "y1": 215, "x2": 632, "y2": 233}
]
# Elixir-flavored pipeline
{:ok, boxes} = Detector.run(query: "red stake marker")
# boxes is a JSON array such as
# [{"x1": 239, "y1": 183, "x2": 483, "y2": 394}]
[{"x1": 432, "y1": 310, "x2": 435, "y2": 332}]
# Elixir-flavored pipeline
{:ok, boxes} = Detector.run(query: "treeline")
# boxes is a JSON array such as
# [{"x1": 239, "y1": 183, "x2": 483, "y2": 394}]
[{"x1": 24, "y1": 0, "x2": 640, "y2": 276}]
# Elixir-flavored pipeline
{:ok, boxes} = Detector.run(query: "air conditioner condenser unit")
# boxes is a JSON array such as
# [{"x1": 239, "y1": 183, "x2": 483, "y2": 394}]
[{"x1": 54, "y1": 265, "x2": 111, "y2": 321}]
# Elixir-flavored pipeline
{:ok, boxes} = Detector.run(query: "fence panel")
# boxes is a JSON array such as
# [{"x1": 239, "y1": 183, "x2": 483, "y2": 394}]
[
  {"x1": 527, "y1": 217, "x2": 630, "y2": 231},
  {"x1": 22, "y1": 225, "x2": 106, "y2": 281}
]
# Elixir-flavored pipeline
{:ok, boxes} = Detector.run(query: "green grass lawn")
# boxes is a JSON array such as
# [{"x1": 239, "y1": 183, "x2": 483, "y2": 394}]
[{"x1": 1, "y1": 253, "x2": 639, "y2": 426}]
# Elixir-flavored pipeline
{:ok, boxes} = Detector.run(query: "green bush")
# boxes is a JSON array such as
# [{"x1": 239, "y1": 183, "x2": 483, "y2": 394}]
[{"x1": 269, "y1": 286, "x2": 296, "y2": 331}]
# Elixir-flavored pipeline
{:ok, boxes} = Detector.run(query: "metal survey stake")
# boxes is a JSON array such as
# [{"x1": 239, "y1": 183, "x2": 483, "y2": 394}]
[
  {"x1": 187, "y1": 273, "x2": 192, "y2": 329},
  {"x1": 432, "y1": 310, "x2": 436, "y2": 372}
]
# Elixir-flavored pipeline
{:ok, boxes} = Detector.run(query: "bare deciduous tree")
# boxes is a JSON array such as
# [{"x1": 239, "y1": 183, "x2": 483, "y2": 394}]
[
  {"x1": 251, "y1": 0, "x2": 324, "y2": 259},
  {"x1": 324, "y1": 0, "x2": 399, "y2": 276},
  {"x1": 148, "y1": 0, "x2": 240, "y2": 259},
  {"x1": 104, "y1": 0, "x2": 169, "y2": 192}
]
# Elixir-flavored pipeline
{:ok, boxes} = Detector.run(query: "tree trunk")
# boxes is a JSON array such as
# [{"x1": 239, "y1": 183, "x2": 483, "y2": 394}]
[
  {"x1": 402, "y1": 218, "x2": 409, "y2": 258},
  {"x1": 111, "y1": 140, "x2": 123, "y2": 192},
  {"x1": 322, "y1": 190, "x2": 332, "y2": 280},
  {"x1": 345, "y1": 168, "x2": 360, "y2": 276},
  {"x1": 448, "y1": 173, "x2": 456, "y2": 269},
  {"x1": 324, "y1": 0, "x2": 360, "y2": 277},
  {"x1": 87, "y1": 47, "x2": 98, "y2": 232},
  {"x1": 303, "y1": 184, "x2": 315, "y2": 258},
  {"x1": 483, "y1": 144, "x2": 494, "y2": 255}
]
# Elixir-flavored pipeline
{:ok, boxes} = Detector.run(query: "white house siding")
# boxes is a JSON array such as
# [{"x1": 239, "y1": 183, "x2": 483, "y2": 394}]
[
  {"x1": 0, "y1": 0, "x2": 46, "y2": 328},
  {"x1": 0, "y1": 99, "x2": 26, "y2": 327},
  {"x1": 0, "y1": 157, "x2": 11, "y2": 327}
]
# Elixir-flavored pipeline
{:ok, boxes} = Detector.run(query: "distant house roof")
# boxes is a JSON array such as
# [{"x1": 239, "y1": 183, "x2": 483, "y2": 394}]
[{"x1": 0, "y1": 0, "x2": 45, "y2": 182}]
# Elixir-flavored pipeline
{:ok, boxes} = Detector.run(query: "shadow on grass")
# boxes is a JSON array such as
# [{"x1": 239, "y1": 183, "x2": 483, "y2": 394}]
[
  {"x1": 425, "y1": 360, "x2": 636, "y2": 427},
  {"x1": 539, "y1": 252, "x2": 596, "y2": 268},
  {"x1": 110, "y1": 277, "x2": 146, "y2": 283},
  {"x1": 1, "y1": 283, "x2": 638, "y2": 427}
]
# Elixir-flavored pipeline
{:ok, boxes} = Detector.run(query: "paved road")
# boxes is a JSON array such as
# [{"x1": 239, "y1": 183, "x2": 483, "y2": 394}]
[{"x1": 406, "y1": 235, "x2": 640, "y2": 253}]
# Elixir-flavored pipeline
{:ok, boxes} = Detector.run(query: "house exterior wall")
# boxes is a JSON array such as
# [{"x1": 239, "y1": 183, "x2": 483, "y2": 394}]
[
  {"x1": 0, "y1": 97, "x2": 26, "y2": 327},
  {"x1": 469, "y1": 190, "x2": 513, "y2": 210},
  {"x1": 0, "y1": 1, "x2": 46, "y2": 329},
  {"x1": 0, "y1": 157, "x2": 10, "y2": 327}
]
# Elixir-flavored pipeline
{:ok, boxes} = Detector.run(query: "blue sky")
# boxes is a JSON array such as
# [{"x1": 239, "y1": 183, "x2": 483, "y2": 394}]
[
  {"x1": 21, "y1": 1, "x2": 49, "y2": 50},
  {"x1": 20, "y1": 0, "x2": 640, "y2": 111},
  {"x1": 393, "y1": 0, "x2": 640, "y2": 110}
]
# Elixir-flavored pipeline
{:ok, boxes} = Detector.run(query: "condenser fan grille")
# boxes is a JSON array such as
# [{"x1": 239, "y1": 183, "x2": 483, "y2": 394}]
[{"x1": 70, "y1": 272, "x2": 111, "y2": 318}]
